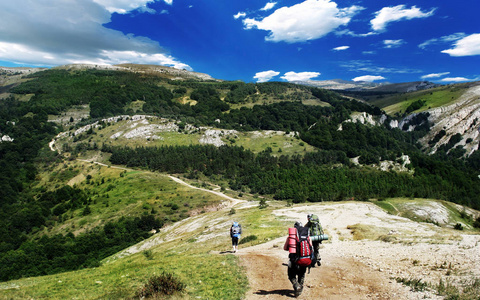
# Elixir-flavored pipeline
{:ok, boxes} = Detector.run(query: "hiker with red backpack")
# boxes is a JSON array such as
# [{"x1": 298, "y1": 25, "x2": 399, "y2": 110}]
[{"x1": 284, "y1": 221, "x2": 313, "y2": 297}]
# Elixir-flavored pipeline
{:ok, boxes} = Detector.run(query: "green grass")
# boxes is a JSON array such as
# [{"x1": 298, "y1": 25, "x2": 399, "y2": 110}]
[
  {"x1": 34, "y1": 159, "x2": 227, "y2": 236},
  {"x1": 368, "y1": 84, "x2": 470, "y2": 115},
  {"x1": 0, "y1": 245, "x2": 247, "y2": 299},
  {"x1": 55, "y1": 116, "x2": 317, "y2": 156},
  {"x1": 0, "y1": 198, "x2": 293, "y2": 299},
  {"x1": 372, "y1": 200, "x2": 398, "y2": 215}
]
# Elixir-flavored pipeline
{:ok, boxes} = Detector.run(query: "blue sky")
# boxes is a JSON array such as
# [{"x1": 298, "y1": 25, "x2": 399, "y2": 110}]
[{"x1": 1, "y1": 0, "x2": 479, "y2": 84}]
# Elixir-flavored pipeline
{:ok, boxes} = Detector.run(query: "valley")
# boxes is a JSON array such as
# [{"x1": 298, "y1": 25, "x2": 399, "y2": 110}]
[{"x1": 1, "y1": 64, "x2": 480, "y2": 299}]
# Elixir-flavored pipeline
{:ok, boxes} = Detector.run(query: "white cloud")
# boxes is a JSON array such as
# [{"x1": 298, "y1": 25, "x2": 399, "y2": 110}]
[
  {"x1": 441, "y1": 33, "x2": 480, "y2": 57},
  {"x1": 440, "y1": 77, "x2": 472, "y2": 82},
  {"x1": 383, "y1": 39, "x2": 405, "y2": 48},
  {"x1": 370, "y1": 5, "x2": 435, "y2": 32},
  {"x1": 333, "y1": 46, "x2": 349, "y2": 51},
  {"x1": 352, "y1": 75, "x2": 385, "y2": 82},
  {"x1": 234, "y1": 12, "x2": 247, "y2": 19},
  {"x1": 261, "y1": 2, "x2": 277, "y2": 11},
  {"x1": 418, "y1": 33, "x2": 466, "y2": 50},
  {"x1": 341, "y1": 60, "x2": 421, "y2": 74},
  {"x1": 421, "y1": 72, "x2": 450, "y2": 79},
  {"x1": 243, "y1": 0, "x2": 364, "y2": 43},
  {"x1": 0, "y1": 1, "x2": 190, "y2": 70},
  {"x1": 254, "y1": 70, "x2": 280, "y2": 82},
  {"x1": 92, "y1": 0, "x2": 156, "y2": 14},
  {"x1": 281, "y1": 71, "x2": 321, "y2": 81}
]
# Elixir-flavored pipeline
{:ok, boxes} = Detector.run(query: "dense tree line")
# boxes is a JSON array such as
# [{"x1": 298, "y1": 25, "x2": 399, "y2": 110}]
[
  {"x1": 11, "y1": 69, "x2": 174, "y2": 118},
  {"x1": 0, "y1": 215, "x2": 162, "y2": 281},
  {"x1": 106, "y1": 144, "x2": 480, "y2": 209},
  {"x1": 224, "y1": 82, "x2": 256, "y2": 104}
]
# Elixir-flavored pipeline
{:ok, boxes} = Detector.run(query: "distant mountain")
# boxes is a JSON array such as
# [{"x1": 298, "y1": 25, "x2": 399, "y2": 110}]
[
  {"x1": 294, "y1": 79, "x2": 441, "y2": 93},
  {"x1": 292, "y1": 79, "x2": 382, "y2": 90},
  {"x1": 54, "y1": 63, "x2": 218, "y2": 81},
  {"x1": 368, "y1": 81, "x2": 440, "y2": 93}
]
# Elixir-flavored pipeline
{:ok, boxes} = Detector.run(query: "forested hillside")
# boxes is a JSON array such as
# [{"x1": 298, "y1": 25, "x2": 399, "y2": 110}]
[{"x1": 1, "y1": 66, "x2": 480, "y2": 282}]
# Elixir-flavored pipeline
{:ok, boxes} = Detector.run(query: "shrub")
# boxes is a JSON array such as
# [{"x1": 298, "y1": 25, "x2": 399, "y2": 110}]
[
  {"x1": 136, "y1": 272, "x2": 185, "y2": 298},
  {"x1": 395, "y1": 277, "x2": 427, "y2": 292},
  {"x1": 474, "y1": 216, "x2": 480, "y2": 228},
  {"x1": 454, "y1": 223, "x2": 464, "y2": 230},
  {"x1": 259, "y1": 199, "x2": 268, "y2": 209},
  {"x1": 142, "y1": 250, "x2": 154, "y2": 260}
]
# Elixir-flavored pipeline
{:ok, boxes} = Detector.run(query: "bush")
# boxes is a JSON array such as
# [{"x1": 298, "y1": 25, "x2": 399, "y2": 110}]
[
  {"x1": 454, "y1": 223, "x2": 464, "y2": 230},
  {"x1": 137, "y1": 272, "x2": 185, "y2": 298},
  {"x1": 473, "y1": 216, "x2": 480, "y2": 228},
  {"x1": 259, "y1": 199, "x2": 268, "y2": 209}
]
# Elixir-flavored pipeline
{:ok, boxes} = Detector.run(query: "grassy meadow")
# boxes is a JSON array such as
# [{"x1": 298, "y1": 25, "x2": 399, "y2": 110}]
[
  {"x1": 53, "y1": 116, "x2": 317, "y2": 157},
  {"x1": 0, "y1": 190, "x2": 291, "y2": 299},
  {"x1": 366, "y1": 84, "x2": 470, "y2": 115}
]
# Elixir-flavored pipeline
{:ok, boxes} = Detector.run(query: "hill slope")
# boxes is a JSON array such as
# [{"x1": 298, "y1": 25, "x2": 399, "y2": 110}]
[
  {"x1": 1, "y1": 181, "x2": 479, "y2": 299},
  {"x1": 1, "y1": 64, "x2": 480, "y2": 299}
]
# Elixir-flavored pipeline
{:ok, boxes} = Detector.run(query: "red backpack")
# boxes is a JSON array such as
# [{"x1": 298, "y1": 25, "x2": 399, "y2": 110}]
[{"x1": 295, "y1": 226, "x2": 313, "y2": 267}]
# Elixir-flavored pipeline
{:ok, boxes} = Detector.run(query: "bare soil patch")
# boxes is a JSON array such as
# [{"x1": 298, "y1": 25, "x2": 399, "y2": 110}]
[{"x1": 236, "y1": 202, "x2": 479, "y2": 299}]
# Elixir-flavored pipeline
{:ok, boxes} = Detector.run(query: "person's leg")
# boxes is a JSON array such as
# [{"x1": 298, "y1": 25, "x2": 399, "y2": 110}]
[
  {"x1": 296, "y1": 266, "x2": 307, "y2": 296},
  {"x1": 288, "y1": 265, "x2": 302, "y2": 297},
  {"x1": 313, "y1": 242, "x2": 321, "y2": 266},
  {"x1": 232, "y1": 237, "x2": 238, "y2": 252}
]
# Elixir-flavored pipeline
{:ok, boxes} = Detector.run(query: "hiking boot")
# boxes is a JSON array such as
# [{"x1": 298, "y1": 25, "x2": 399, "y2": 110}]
[
  {"x1": 298, "y1": 283, "x2": 304, "y2": 296},
  {"x1": 294, "y1": 282, "x2": 302, "y2": 297},
  {"x1": 317, "y1": 258, "x2": 321, "y2": 266}
]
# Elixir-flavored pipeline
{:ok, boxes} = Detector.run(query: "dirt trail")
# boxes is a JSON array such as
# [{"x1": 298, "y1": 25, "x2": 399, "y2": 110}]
[
  {"x1": 235, "y1": 202, "x2": 480, "y2": 299},
  {"x1": 237, "y1": 237, "x2": 409, "y2": 300}
]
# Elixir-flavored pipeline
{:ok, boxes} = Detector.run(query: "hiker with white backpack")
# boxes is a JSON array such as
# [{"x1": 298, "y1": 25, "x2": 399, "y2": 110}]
[
  {"x1": 284, "y1": 221, "x2": 313, "y2": 297},
  {"x1": 230, "y1": 221, "x2": 242, "y2": 253}
]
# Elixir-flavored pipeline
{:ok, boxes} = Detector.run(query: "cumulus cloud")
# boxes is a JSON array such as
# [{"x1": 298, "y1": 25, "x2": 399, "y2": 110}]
[
  {"x1": 383, "y1": 39, "x2": 405, "y2": 48},
  {"x1": 281, "y1": 71, "x2": 321, "y2": 81},
  {"x1": 421, "y1": 72, "x2": 450, "y2": 79},
  {"x1": 254, "y1": 70, "x2": 280, "y2": 82},
  {"x1": 440, "y1": 77, "x2": 471, "y2": 82},
  {"x1": 234, "y1": 12, "x2": 247, "y2": 19},
  {"x1": 333, "y1": 46, "x2": 350, "y2": 51},
  {"x1": 352, "y1": 75, "x2": 385, "y2": 82},
  {"x1": 370, "y1": 5, "x2": 435, "y2": 32},
  {"x1": 261, "y1": 2, "x2": 277, "y2": 11},
  {"x1": 243, "y1": 0, "x2": 364, "y2": 43},
  {"x1": 441, "y1": 33, "x2": 480, "y2": 57},
  {"x1": 0, "y1": 0, "x2": 190, "y2": 69}
]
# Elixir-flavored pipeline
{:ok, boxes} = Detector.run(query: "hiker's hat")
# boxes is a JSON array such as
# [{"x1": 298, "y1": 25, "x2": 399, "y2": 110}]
[{"x1": 307, "y1": 214, "x2": 313, "y2": 220}]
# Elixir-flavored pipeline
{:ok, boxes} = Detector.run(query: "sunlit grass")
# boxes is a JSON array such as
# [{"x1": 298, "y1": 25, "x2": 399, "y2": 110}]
[
  {"x1": 0, "y1": 198, "x2": 293, "y2": 299},
  {"x1": 380, "y1": 86, "x2": 468, "y2": 115}
]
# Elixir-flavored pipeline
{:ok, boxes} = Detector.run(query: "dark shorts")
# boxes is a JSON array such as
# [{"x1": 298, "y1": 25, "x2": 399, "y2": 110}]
[{"x1": 231, "y1": 236, "x2": 239, "y2": 246}]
